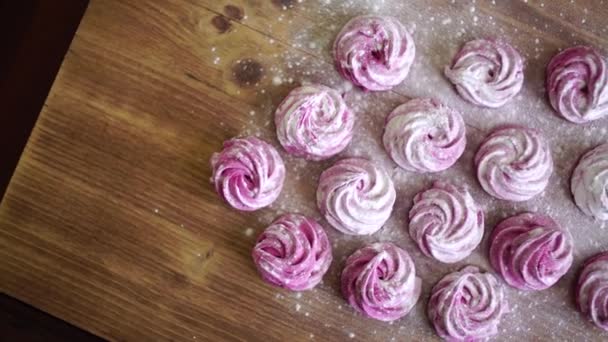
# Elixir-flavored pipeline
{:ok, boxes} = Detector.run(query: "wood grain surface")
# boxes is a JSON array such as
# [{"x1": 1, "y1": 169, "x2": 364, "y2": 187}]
[{"x1": 1, "y1": 0, "x2": 608, "y2": 341}]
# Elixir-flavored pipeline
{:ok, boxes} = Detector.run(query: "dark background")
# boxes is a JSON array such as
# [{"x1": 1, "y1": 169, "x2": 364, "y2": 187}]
[{"x1": 0, "y1": 1, "x2": 101, "y2": 340}]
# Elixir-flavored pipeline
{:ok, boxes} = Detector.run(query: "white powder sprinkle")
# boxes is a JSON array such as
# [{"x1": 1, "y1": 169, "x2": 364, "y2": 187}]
[{"x1": 232, "y1": 2, "x2": 606, "y2": 341}]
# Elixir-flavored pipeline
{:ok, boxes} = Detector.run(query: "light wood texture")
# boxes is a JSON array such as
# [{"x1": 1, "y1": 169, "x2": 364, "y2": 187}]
[{"x1": 1, "y1": 1, "x2": 608, "y2": 341}]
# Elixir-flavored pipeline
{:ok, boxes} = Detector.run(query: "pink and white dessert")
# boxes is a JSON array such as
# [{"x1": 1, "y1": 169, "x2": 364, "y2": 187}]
[
  {"x1": 445, "y1": 38, "x2": 524, "y2": 108},
  {"x1": 333, "y1": 15, "x2": 415, "y2": 91},
  {"x1": 275, "y1": 84, "x2": 355, "y2": 160},
  {"x1": 576, "y1": 252, "x2": 608, "y2": 331},
  {"x1": 252, "y1": 214, "x2": 332, "y2": 291},
  {"x1": 317, "y1": 158, "x2": 396, "y2": 235},
  {"x1": 409, "y1": 181, "x2": 484, "y2": 263},
  {"x1": 475, "y1": 125, "x2": 553, "y2": 201},
  {"x1": 546, "y1": 46, "x2": 608, "y2": 124},
  {"x1": 571, "y1": 143, "x2": 608, "y2": 220},
  {"x1": 211, "y1": 137, "x2": 285, "y2": 211},
  {"x1": 341, "y1": 242, "x2": 421, "y2": 321},
  {"x1": 490, "y1": 213, "x2": 573, "y2": 291},
  {"x1": 383, "y1": 98, "x2": 466, "y2": 173},
  {"x1": 428, "y1": 266, "x2": 507, "y2": 341}
]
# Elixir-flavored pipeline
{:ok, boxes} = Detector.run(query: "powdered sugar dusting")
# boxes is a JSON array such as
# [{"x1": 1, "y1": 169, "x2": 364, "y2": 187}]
[{"x1": 230, "y1": 0, "x2": 608, "y2": 340}]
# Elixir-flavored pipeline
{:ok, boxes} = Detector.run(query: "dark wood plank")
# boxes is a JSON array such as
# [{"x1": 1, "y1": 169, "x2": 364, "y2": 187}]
[
  {"x1": 0, "y1": 1, "x2": 97, "y2": 340},
  {"x1": 0, "y1": 0, "x2": 89, "y2": 201},
  {"x1": 0, "y1": 294, "x2": 103, "y2": 342}
]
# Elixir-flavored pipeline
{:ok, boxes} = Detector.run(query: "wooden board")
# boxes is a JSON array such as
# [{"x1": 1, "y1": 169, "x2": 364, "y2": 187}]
[{"x1": 2, "y1": 0, "x2": 608, "y2": 341}]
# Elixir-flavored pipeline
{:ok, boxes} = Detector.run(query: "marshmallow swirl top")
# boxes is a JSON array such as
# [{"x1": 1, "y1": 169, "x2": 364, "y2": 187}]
[
  {"x1": 252, "y1": 214, "x2": 332, "y2": 291},
  {"x1": 341, "y1": 242, "x2": 421, "y2": 321},
  {"x1": 275, "y1": 84, "x2": 355, "y2": 160},
  {"x1": 571, "y1": 143, "x2": 608, "y2": 220},
  {"x1": 445, "y1": 38, "x2": 524, "y2": 108},
  {"x1": 546, "y1": 46, "x2": 608, "y2": 123},
  {"x1": 383, "y1": 98, "x2": 466, "y2": 173},
  {"x1": 576, "y1": 251, "x2": 608, "y2": 331},
  {"x1": 475, "y1": 125, "x2": 553, "y2": 201},
  {"x1": 317, "y1": 158, "x2": 396, "y2": 235},
  {"x1": 428, "y1": 266, "x2": 507, "y2": 341},
  {"x1": 490, "y1": 213, "x2": 573, "y2": 291},
  {"x1": 409, "y1": 181, "x2": 484, "y2": 263},
  {"x1": 333, "y1": 15, "x2": 415, "y2": 91},
  {"x1": 211, "y1": 137, "x2": 285, "y2": 211}
]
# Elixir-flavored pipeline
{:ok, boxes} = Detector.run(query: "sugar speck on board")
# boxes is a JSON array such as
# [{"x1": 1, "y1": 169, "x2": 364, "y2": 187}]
[
  {"x1": 348, "y1": 333, "x2": 355, "y2": 339},
  {"x1": 295, "y1": 303, "x2": 301, "y2": 311},
  {"x1": 244, "y1": 228, "x2": 254, "y2": 236}
]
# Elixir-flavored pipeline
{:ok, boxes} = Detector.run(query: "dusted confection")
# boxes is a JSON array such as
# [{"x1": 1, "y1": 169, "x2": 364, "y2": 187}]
[
  {"x1": 409, "y1": 181, "x2": 484, "y2": 263},
  {"x1": 571, "y1": 143, "x2": 608, "y2": 220},
  {"x1": 341, "y1": 242, "x2": 421, "y2": 321},
  {"x1": 275, "y1": 84, "x2": 354, "y2": 160},
  {"x1": 475, "y1": 125, "x2": 553, "y2": 201},
  {"x1": 546, "y1": 46, "x2": 608, "y2": 123},
  {"x1": 211, "y1": 137, "x2": 285, "y2": 211},
  {"x1": 490, "y1": 213, "x2": 573, "y2": 291},
  {"x1": 576, "y1": 252, "x2": 608, "y2": 331},
  {"x1": 428, "y1": 266, "x2": 507, "y2": 341},
  {"x1": 445, "y1": 38, "x2": 524, "y2": 108},
  {"x1": 333, "y1": 15, "x2": 415, "y2": 91},
  {"x1": 317, "y1": 158, "x2": 396, "y2": 235},
  {"x1": 252, "y1": 214, "x2": 332, "y2": 291},
  {"x1": 383, "y1": 98, "x2": 466, "y2": 173}
]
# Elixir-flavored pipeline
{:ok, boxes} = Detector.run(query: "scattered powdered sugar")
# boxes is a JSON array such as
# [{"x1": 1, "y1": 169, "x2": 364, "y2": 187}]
[{"x1": 228, "y1": 0, "x2": 608, "y2": 340}]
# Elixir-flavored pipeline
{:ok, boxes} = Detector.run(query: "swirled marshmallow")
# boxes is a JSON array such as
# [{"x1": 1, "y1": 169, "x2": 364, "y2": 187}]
[
  {"x1": 547, "y1": 46, "x2": 608, "y2": 123},
  {"x1": 317, "y1": 158, "x2": 396, "y2": 235},
  {"x1": 428, "y1": 266, "x2": 507, "y2": 341},
  {"x1": 571, "y1": 143, "x2": 608, "y2": 220},
  {"x1": 409, "y1": 181, "x2": 484, "y2": 263},
  {"x1": 576, "y1": 251, "x2": 608, "y2": 331},
  {"x1": 490, "y1": 213, "x2": 573, "y2": 291},
  {"x1": 211, "y1": 137, "x2": 285, "y2": 211},
  {"x1": 383, "y1": 98, "x2": 466, "y2": 173},
  {"x1": 333, "y1": 15, "x2": 415, "y2": 91},
  {"x1": 341, "y1": 242, "x2": 421, "y2": 321},
  {"x1": 275, "y1": 84, "x2": 355, "y2": 160},
  {"x1": 445, "y1": 38, "x2": 524, "y2": 108},
  {"x1": 252, "y1": 214, "x2": 332, "y2": 291},
  {"x1": 475, "y1": 125, "x2": 553, "y2": 201}
]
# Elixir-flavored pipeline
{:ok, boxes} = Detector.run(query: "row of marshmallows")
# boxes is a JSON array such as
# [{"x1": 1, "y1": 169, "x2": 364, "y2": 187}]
[
  {"x1": 251, "y1": 211, "x2": 608, "y2": 340},
  {"x1": 210, "y1": 15, "x2": 608, "y2": 339}
]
